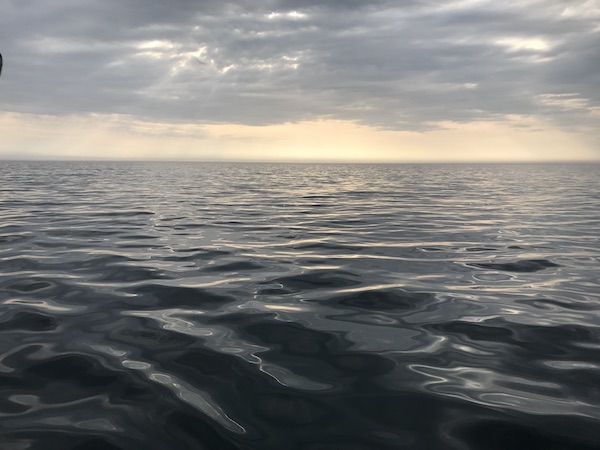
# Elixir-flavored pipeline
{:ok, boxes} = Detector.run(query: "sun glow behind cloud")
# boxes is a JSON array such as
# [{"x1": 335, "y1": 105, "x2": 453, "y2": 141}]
[
  {"x1": 266, "y1": 11, "x2": 308, "y2": 20},
  {"x1": 495, "y1": 37, "x2": 553, "y2": 52}
]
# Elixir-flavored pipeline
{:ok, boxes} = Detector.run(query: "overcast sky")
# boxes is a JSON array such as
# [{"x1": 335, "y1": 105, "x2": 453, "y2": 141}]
[{"x1": 1, "y1": 0, "x2": 599, "y2": 161}]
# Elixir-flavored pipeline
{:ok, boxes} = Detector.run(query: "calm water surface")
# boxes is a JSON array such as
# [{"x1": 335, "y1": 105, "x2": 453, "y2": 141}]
[{"x1": 1, "y1": 161, "x2": 599, "y2": 449}]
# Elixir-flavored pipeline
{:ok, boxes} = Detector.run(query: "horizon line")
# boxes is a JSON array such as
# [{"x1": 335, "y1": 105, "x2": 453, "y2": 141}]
[{"x1": 2, "y1": 157, "x2": 600, "y2": 165}]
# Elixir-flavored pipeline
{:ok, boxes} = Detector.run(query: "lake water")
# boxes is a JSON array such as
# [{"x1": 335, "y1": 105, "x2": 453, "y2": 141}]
[{"x1": 1, "y1": 161, "x2": 599, "y2": 449}]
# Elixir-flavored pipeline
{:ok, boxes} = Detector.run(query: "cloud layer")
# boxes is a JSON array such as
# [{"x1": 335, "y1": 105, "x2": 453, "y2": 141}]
[{"x1": 1, "y1": 0, "x2": 599, "y2": 134}]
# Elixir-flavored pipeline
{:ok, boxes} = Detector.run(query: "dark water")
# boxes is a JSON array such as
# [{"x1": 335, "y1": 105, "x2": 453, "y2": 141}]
[{"x1": 1, "y1": 161, "x2": 600, "y2": 450}]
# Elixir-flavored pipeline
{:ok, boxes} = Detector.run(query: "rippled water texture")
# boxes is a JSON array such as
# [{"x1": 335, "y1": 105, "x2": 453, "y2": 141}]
[{"x1": 1, "y1": 161, "x2": 600, "y2": 449}]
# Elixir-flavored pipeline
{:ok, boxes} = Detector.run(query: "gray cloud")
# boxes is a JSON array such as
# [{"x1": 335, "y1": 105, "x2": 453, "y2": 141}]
[{"x1": 1, "y1": 0, "x2": 598, "y2": 132}]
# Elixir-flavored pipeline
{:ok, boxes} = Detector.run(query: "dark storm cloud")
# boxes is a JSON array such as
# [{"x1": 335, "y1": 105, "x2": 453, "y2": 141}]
[{"x1": 1, "y1": 0, "x2": 598, "y2": 130}]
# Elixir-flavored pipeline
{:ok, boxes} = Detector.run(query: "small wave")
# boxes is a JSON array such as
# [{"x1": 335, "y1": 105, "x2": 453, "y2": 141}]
[
  {"x1": 204, "y1": 261, "x2": 264, "y2": 272},
  {"x1": 264, "y1": 271, "x2": 361, "y2": 290},
  {"x1": 126, "y1": 284, "x2": 239, "y2": 310},
  {"x1": 333, "y1": 289, "x2": 436, "y2": 312},
  {"x1": 467, "y1": 259, "x2": 560, "y2": 273}
]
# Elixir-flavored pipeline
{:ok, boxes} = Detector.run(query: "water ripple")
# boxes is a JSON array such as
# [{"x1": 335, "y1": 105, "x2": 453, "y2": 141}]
[{"x1": 1, "y1": 161, "x2": 599, "y2": 449}]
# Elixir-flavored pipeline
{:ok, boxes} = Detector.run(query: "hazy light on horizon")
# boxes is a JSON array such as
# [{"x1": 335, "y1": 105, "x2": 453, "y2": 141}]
[{"x1": 1, "y1": 112, "x2": 596, "y2": 162}]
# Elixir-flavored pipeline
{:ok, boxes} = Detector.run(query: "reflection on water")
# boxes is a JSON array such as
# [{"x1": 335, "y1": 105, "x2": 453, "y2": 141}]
[{"x1": 1, "y1": 161, "x2": 600, "y2": 449}]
